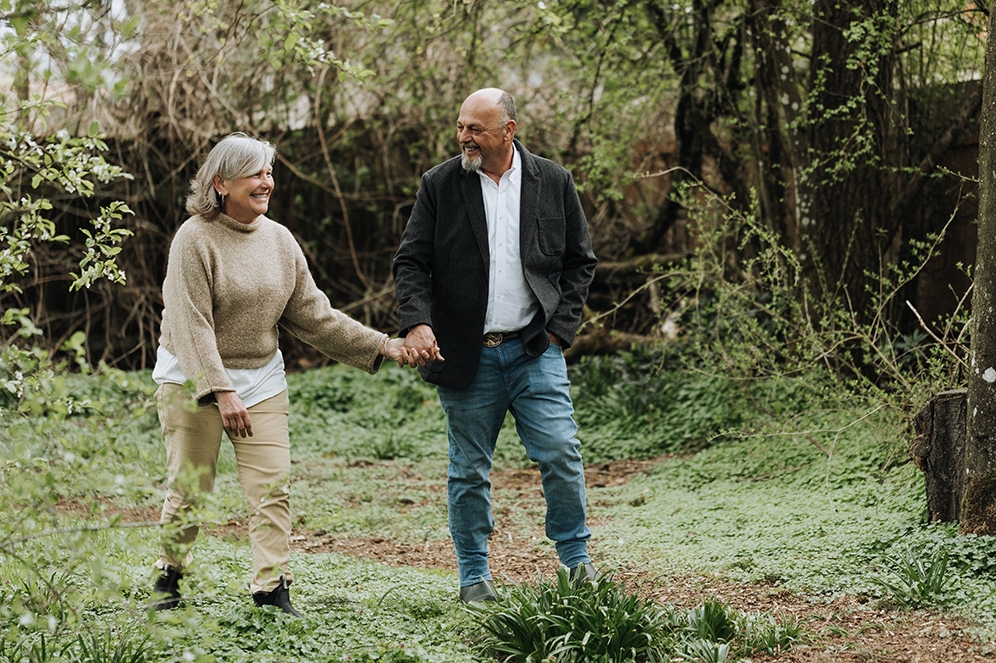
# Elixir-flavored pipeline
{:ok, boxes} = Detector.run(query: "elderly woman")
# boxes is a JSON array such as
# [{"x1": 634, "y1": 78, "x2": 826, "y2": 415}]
[{"x1": 148, "y1": 132, "x2": 411, "y2": 617}]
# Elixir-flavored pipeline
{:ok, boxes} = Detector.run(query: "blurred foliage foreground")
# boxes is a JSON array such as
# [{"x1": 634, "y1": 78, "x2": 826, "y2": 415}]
[{"x1": 1, "y1": 349, "x2": 996, "y2": 661}]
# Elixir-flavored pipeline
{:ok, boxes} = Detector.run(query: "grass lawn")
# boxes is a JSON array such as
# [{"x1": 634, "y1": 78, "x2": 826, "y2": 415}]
[{"x1": 2, "y1": 362, "x2": 995, "y2": 661}]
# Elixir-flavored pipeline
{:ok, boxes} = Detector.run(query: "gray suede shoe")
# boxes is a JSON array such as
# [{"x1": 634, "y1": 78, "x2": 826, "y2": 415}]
[
  {"x1": 459, "y1": 579, "x2": 497, "y2": 603},
  {"x1": 568, "y1": 562, "x2": 601, "y2": 585}
]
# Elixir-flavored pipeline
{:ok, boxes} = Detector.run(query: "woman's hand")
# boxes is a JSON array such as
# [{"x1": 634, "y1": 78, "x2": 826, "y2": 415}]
[
  {"x1": 215, "y1": 391, "x2": 253, "y2": 438},
  {"x1": 383, "y1": 336, "x2": 419, "y2": 368}
]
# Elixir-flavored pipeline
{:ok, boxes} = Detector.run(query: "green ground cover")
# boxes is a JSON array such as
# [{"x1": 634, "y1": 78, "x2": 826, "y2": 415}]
[{"x1": 1, "y1": 359, "x2": 994, "y2": 661}]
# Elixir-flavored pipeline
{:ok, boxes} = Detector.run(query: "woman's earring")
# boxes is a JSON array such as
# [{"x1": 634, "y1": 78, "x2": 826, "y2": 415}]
[{"x1": 216, "y1": 190, "x2": 225, "y2": 208}]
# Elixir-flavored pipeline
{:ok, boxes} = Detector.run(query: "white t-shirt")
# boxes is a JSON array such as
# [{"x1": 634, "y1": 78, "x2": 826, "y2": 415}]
[{"x1": 152, "y1": 345, "x2": 287, "y2": 408}]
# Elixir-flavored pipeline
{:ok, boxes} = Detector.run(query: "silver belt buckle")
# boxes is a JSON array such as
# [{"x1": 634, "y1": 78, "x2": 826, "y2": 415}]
[{"x1": 483, "y1": 332, "x2": 502, "y2": 348}]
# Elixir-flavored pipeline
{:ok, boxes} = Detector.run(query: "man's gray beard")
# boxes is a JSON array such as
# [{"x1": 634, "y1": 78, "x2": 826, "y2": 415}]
[{"x1": 461, "y1": 151, "x2": 482, "y2": 172}]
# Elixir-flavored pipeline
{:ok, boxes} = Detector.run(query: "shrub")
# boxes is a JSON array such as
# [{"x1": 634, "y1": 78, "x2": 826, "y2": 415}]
[
  {"x1": 871, "y1": 544, "x2": 952, "y2": 609},
  {"x1": 467, "y1": 573, "x2": 804, "y2": 662},
  {"x1": 467, "y1": 569, "x2": 674, "y2": 662}
]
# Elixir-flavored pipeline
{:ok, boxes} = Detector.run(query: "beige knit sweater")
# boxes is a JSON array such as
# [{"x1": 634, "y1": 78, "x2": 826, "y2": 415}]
[{"x1": 159, "y1": 213, "x2": 387, "y2": 400}]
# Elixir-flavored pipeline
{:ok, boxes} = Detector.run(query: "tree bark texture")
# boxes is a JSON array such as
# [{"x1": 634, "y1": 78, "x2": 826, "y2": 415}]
[
  {"x1": 745, "y1": 0, "x2": 807, "y2": 251},
  {"x1": 647, "y1": 0, "x2": 726, "y2": 250},
  {"x1": 911, "y1": 389, "x2": 967, "y2": 523},
  {"x1": 642, "y1": 0, "x2": 766, "y2": 277},
  {"x1": 964, "y1": 4, "x2": 996, "y2": 536},
  {"x1": 565, "y1": 329, "x2": 651, "y2": 362},
  {"x1": 805, "y1": 0, "x2": 901, "y2": 316}
]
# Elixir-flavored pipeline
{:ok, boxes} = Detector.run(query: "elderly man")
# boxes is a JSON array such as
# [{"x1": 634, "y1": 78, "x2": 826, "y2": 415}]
[{"x1": 393, "y1": 88, "x2": 599, "y2": 602}]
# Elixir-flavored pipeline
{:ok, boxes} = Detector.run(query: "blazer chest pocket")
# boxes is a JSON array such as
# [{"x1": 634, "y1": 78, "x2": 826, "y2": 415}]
[{"x1": 537, "y1": 217, "x2": 565, "y2": 255}]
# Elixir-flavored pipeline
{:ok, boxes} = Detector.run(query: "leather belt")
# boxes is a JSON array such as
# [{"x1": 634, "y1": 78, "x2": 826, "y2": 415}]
[{"x1": 483, "y1": 331, "x2": 521, "y2": 348}]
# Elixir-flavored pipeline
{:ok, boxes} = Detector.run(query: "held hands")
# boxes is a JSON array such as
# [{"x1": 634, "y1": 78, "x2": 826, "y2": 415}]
[
  {"x1": 402, "y1": 324, "x2": 444, "y2": 367},
  {"x1": 215, "y1": 390, "x2": 253, "y2": 438},
  {"x1": 383, "y1": 337, "x2": 422, "y2": 368}
]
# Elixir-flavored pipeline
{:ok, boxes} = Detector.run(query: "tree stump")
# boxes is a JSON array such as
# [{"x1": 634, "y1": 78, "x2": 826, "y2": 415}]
[{"x1": 911, "y1": 389, "x2": 967, "y2": 523}]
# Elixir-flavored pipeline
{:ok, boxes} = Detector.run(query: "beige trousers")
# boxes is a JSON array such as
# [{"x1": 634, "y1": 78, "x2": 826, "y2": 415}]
[{"x1": 155, "y1": 383, "x2": 293, "y2": 594}]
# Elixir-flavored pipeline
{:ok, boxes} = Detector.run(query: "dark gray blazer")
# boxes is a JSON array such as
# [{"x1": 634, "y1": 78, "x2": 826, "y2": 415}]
[{"x1": 393, "y1": 140, "x2": 597, "y2": 389}]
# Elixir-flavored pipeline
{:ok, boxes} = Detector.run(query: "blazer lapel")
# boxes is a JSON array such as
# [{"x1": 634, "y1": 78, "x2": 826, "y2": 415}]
[
  {"x1": 460, "y1": 171, "x2": 490, "y2": 266},
  {"x1": 518, "y1": 142, "x2": 539, "y2": 261}
]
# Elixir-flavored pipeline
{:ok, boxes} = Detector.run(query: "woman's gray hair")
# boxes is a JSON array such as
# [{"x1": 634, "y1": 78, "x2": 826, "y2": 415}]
[{"x1": 185, "y1": 132, "x2": 276, "y2": 220}]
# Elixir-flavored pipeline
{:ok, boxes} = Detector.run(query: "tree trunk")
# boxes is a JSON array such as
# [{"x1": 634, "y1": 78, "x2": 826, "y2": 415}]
[
  {"x1": 911, "y1": 389, "x2": 967, "y2": 523},
  {"x1": 804, "y1": 0, "x2": 901, "y2": 317},
  {"x1": 646, "y1": 0, "x2": 718, "y2": 251},
  {"x1": 565, "y1": 329, "x2": 652, "y2": 362},
  {"x1": 745, "y1": 0, "x2": 808, "y2": 252},
  {"x1": 963, "y1": 4, "x2": 996, "y2": 536}
]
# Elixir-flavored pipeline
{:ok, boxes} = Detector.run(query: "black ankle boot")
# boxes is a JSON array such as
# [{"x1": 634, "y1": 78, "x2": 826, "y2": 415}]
[
  {"x1": 252, "y1": 575, "x2": 303, "y2": 618},
  {"x1": 148, "y1": 566, "x2": 183, "y2": 611}
]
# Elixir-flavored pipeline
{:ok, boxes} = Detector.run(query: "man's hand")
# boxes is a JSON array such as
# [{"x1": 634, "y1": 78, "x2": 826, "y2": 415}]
[
  {"x1": 215, "y1": 391, "x2": 253, "y2": 438},
  {"x1": 404, "y1": 324, "x2": 445, "y2": 366}
]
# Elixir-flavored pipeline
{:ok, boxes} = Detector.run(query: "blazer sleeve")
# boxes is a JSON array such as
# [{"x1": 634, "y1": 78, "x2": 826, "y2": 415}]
[
  {"x1": 547, "y1": 170, "x2": 597, "y2": 346},
  {"x1": 393, "y1": 171, "x2": 437, "y2": 335}
]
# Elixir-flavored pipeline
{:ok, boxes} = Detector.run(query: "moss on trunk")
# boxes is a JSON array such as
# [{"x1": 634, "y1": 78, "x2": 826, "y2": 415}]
[{"x1": 960, "y1": 471, "x2": 996, "y2": 535}]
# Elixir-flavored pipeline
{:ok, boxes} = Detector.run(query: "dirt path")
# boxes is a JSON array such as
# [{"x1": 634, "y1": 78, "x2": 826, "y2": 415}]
[
  {"x1": 284, "y1": 461, "x2": 995, "y2": 663},
  {"x1": 99, "y1": 459, "x2": 994, "y2": 661}
]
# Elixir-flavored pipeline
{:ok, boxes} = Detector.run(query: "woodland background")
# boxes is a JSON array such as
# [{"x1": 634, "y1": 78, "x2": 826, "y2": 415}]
[
  {"x1": 1, "y1": 0, "x2": 987, "y2": 377},
  {"x1": 7, "y1": 3, "x2": 996, "y2": 661}
]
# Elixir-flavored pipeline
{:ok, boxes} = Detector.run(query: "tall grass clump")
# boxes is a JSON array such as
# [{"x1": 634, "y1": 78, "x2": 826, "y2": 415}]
[
  {"x1": 467, "y1": 572, "x2": 803, "y2": 662},
  {"x1": 675, "y1": 597, "x2": 802, "y2": 661},
  {"x1": 871, "y1": 544, "x2": 953, "y2": 609},
  {"x1": 467, "y1": 570, "x2": 674, "y2": 662}
]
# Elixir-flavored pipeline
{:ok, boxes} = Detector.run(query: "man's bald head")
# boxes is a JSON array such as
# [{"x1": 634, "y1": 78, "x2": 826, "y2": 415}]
[{"x1": 464, "y1": 88, "x2": 517, "y2": 125}]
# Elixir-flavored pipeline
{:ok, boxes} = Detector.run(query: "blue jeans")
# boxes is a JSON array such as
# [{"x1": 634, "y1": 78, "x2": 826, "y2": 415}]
[{"x1": 436, "y1": 339, "x2": 591, "y2": 587}]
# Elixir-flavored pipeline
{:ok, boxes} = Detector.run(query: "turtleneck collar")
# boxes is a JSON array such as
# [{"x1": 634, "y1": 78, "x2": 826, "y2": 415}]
[{"x1": 215, "y1": 213, "x2": 264, "y2": 233}]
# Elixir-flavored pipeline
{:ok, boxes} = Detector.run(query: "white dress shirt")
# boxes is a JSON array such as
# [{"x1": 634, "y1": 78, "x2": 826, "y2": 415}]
[
  {"x1": 478, "y1": 147, "x2": 539, "y2": 334},
  {"x1": 152, "y1": 344, "x2": 287, "y2": 408}
]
